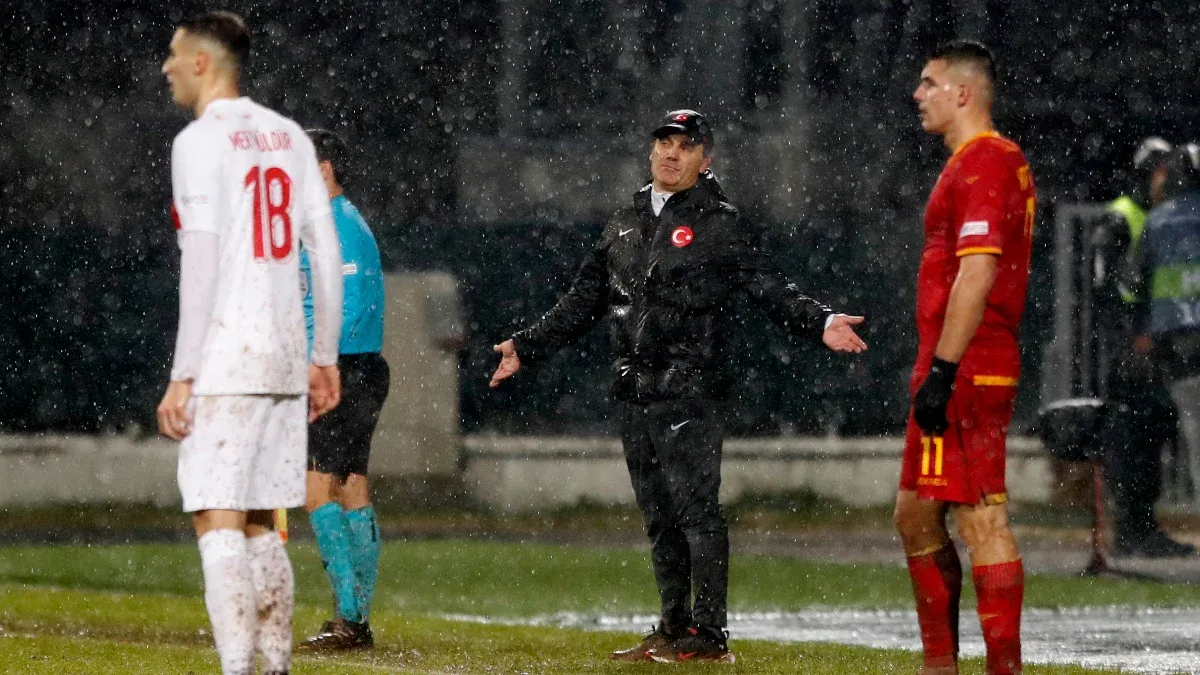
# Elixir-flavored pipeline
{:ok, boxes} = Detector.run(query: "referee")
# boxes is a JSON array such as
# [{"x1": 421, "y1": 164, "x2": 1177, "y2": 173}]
[{"x1": 298, "y1": 129, "x2": 390, "y2": 650}]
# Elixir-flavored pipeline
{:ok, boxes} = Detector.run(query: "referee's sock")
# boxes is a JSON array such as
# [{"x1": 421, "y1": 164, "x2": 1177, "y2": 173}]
[
  {"x1": 346, "y1": 505, "x2": 381, "y2": 620},
  {"x1": 973, "y1": 559, "x2": 1023, "y2": 675},
  {"x1": 905, "y1": 542, "x2": 962, "y2": 670},
  {"x1": 309, "y1": 502, "x2": 362, "y2": 623}
]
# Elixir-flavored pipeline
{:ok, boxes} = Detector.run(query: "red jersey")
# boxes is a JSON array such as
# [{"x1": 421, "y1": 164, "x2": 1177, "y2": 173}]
[{"x1": 914, "y1": 132, "x2": 1035, "y2": 381}]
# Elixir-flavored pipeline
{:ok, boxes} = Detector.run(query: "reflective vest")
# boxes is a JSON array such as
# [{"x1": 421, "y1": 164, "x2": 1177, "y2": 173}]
[
  {"x1": 1106, "y1": 196, "x2": 1146, "y2": 303},
  {"x1": 1143, "y1": 192, "x2": 1200, "y2": 335}
]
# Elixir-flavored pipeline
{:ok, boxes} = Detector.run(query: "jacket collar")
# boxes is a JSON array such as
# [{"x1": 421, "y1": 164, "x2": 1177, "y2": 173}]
[{"x1": 633, "y1": 170, "x2": 727, "y2": 214}]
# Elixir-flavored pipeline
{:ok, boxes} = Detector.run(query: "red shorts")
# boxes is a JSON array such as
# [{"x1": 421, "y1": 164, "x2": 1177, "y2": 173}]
[{"x1": 899, "y1": 375, "x2": 1018, "y2": 505}]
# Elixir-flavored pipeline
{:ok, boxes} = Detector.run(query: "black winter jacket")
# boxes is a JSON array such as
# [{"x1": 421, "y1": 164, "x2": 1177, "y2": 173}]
[{"x1": 513, "y1": 172, "x2": 833, "y2": 403}]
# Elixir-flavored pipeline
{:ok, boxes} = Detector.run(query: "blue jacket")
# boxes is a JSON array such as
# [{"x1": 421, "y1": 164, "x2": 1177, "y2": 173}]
[
  {"x1": 301, "y1": 196, "x2": 384, "y2": 354},
  {"x1": 1142, "y1": 190, "x2": 1200, "y2": 336}
]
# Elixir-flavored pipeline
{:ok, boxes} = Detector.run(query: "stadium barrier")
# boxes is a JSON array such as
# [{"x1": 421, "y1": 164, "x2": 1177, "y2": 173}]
[
  {"x1": 0, "y1": 430, "x2": 1050, "y2": 511},
  {"x1": 460, "y1": 434, "x2": 1050, "y2": 512}
]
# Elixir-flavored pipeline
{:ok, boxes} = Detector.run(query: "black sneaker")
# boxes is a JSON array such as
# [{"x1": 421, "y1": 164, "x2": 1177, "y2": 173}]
[
  {"x1": 649, "y1": 626, "x2": 735, "y2": 664},
  {"x1": 299, "y1": 617, "x2": 374, "y2": 650},
  {"x1": 1118, "y1": 531, "x2": 1197, "y2": 558},
  {"x1": 610, "y1": 624, "x2": 678, "y2": 661}
]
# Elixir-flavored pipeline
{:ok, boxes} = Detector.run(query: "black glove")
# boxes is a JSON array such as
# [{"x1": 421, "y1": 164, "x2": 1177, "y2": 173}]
[{"x1": 913, "y1": 357, "x2": 958, "y2": 434}]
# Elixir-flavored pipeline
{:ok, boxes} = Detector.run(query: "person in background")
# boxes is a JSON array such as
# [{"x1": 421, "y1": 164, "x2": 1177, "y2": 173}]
[
  {"x1": 1092, "y1": 137, "x2": 1194, "y2": 557},
  {"x1": 1140, "y1": 144, "x2": 1200, "y2": 537},
  {"x1": 298, "y1": 129, "x2": 392, "y2": 650}
]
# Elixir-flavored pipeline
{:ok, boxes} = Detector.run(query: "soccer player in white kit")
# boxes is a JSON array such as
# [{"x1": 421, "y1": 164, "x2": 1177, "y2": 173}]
[{"x1": 156, "y1": 11, "x2": 343, "y2": 675}]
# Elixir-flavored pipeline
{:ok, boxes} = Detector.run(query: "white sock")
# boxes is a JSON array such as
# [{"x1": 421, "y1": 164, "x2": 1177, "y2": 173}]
[
  {"x1": 248, "y1": 531, "x2": 295, "y2": 673},
  {"x1": 198, "y1": 529, "x2": 256, "y2": 675}
]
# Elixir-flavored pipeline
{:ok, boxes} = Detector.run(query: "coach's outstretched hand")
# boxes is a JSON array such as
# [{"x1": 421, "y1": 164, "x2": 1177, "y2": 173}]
[
  {"x1": 823, "y1": 314, "x2": 868, "y2": 353},
  {"x1": 490, "y1": 339, "x2": 522, "y2": 388},
  {"x1": 157, "y1": 380, "x2": 194, "y2": 440},
  {"x1": 309, "y1": 364, "x2": 342, "y2": 422}
]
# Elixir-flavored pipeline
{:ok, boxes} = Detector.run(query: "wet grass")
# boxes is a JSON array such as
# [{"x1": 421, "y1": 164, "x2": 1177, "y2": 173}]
[
  {"x1": 3, "y1": 487, "x2": 1158, "y2": 545},
  {"x1": 4, "y1": 539, "x2": 1200, "y2": 615},
  {"x1": 0, "y1": 585, "x2": 1123, "y2": 675},
  {"x1": 0, "y1": 539, "x2": 1170, "y2": 673}
]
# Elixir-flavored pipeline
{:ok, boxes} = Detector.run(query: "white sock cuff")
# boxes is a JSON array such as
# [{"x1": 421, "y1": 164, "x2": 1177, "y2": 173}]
[
  {"x1": 246, "y1": 531, "x2": 284, "y2": 557},
  {"x1": 198, "y1": 529, "x2": 247, "y2": 560}
]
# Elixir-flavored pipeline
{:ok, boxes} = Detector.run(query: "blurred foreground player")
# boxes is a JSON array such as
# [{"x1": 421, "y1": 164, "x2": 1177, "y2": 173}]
[
  {"x1": 298, "y1": 129, "x2": 390, "y2": 650},
  {"x1": 897, "y1": 41, "x2": 1035, "y2": 675},
  {"x1": 158, "y1": 11, "x2": 343, "y2": 674}
]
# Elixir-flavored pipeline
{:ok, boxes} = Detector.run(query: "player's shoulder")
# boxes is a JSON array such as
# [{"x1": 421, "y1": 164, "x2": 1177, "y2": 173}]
[
  {"x1": 247, "y1": 99, "x2": 315, "y2": 150},
  {"x1": 960, "y1": 133, "x2": 1026, "y2": 165},
  {"x1": 336, "y1": 197, "x2": 371, "y2": 230},
  {"x1": 172, "y1": 115, "x2": 222, "y2": 150}
]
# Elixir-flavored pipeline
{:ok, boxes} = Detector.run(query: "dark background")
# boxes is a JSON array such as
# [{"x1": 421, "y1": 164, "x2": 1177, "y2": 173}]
[{"x1": 3, "y1": 0, "x2": 1199, "y2": 435}]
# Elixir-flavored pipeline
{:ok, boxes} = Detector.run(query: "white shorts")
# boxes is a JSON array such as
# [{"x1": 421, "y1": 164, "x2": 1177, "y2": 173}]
[{"x1": 178, "y1": 395, "x2": 307, "y2": 513}]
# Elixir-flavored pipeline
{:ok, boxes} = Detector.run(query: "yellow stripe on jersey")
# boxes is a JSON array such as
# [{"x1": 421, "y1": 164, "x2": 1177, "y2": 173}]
[
  {"x1": 973, "y1": 375, "x2": 1019, "y2": 387},
  {"x1": 956, "y1": 246, "x2": 1003, "y2": 257}
]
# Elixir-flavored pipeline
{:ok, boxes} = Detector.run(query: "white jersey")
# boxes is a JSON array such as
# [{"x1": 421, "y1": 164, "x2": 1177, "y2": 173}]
[{"x1": 170, "y1": 97, "x2": 342, "y2": 395}]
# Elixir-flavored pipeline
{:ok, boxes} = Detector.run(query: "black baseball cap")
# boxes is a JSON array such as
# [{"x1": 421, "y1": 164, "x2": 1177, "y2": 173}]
[{"x1": 652, "y1": 109, "x2": 714, "y2": 149}]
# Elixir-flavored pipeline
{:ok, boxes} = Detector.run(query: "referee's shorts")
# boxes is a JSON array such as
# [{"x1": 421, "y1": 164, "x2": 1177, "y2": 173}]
[{"x1": 308, "y1": 352, "x2": 390, "y2": 478}]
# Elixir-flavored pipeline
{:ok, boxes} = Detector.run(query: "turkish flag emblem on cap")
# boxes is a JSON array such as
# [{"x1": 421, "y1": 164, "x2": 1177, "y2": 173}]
[
  {"x1": 674, "y1": 113, "x2": 690, "y2": 122},
  {"x1": 671, "y1": 225, "x2": 694, "y2": 247}
]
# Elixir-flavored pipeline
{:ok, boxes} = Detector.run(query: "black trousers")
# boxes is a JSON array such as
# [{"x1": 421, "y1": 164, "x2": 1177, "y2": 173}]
[
  {"x1": 1102, "y1": 386, "x2": 1176, "y2": 543},
  {"x1": 619, "y1": 398, "x2": 728, "y2": 632}
]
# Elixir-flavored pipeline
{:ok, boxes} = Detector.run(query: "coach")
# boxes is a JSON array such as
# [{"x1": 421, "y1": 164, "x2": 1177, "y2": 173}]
[{"x1": 489, "y1": 110, "x2": 867, "y2": 663}]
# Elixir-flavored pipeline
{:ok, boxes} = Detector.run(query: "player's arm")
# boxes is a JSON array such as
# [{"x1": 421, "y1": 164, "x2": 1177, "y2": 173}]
[
  {"x1": 297, "y1": 148, "x2": 344, "y2": 419},
  {"x1": 913, "y1": 150, "x2": 1014, "y2": 434},
  {"x1": 158, "y1": 130, "x2": 221, "y2": 440},
  {"x1": 933, "y1": 253, "x2": 998, "y2": 363}
]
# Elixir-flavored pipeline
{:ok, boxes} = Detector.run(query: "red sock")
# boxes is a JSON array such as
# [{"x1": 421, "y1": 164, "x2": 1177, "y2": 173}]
[
  {"x1": 906, "y1": 544, "x2": 962, "y2": 669},
  {"x1": 973, "y1": 560, "x2": 1024, "y2": 675}
]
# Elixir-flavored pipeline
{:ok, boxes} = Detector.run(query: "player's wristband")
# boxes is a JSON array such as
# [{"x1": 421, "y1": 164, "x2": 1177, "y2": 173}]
[{"x1": 927, "y1": 357, "x2": 959, "y2": 389}]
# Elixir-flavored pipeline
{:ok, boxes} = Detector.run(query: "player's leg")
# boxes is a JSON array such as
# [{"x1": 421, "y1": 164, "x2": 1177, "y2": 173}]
[
  {"x1": 952, "y1": 381, "x2": 1022, "y2": 675},
  {"x1": 338, "y1": 473, "x2": 379, "y2": 621},
  {"x1": 612, "y1": 401, "x2": 691, "y2": 661},
  {"x1": 645, "y1": 399, "x2": 733, "y2": 663},
  {"x1": 896, "y1": 416, "x2": 960, "y2": 675},
  {"x1": 337, "y1": 353, "x2": 389, "y2": 623},
  {"x1": 304, "y1": 399, "x2": 364, "y2": 636},
  {"x1": 244, "y1": 509, "x2": 293, "y2": 675},
  {"x1": 954, "y1": 501, "x2": 1022, "y2": 675},
  {"x1": 244, "y1": 394, "x2": 307, "y2": 672},
  {"x1": 180, "y1": 396, "x2": 268, "y2": 675}
]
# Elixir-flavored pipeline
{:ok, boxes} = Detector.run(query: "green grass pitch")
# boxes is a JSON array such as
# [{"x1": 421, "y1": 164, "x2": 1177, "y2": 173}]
[{"x1": 1, "y1": 538, "x2": 1186, "y2": 673}]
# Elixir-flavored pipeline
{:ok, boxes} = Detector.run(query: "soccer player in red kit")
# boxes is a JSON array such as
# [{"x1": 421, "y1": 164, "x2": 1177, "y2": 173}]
[{"x1": 895, "y1": 41, "x2": 1035, "y2": 675}]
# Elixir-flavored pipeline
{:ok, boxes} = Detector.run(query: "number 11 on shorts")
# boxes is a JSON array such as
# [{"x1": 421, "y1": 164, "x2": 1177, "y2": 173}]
[{"x1": 920, "y1": 435, "x2": 944, "y2": 477}]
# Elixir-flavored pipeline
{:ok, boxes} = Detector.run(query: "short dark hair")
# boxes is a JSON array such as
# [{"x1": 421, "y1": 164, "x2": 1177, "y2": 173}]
[
  {"x1": 180, "y1": 10, "x2": 250, "y2": 69},
  {"x1": 307, "y1": 129, "x2": 348, "y2": 185},
  {"x1": 929, "y1": 39, "x2": 996, "y2": 88}
]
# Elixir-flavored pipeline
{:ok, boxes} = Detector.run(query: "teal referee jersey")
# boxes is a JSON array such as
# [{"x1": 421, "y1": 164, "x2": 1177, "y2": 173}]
[{"x1": 301, "y1": 195, "x2": 384, "y2": 354}]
